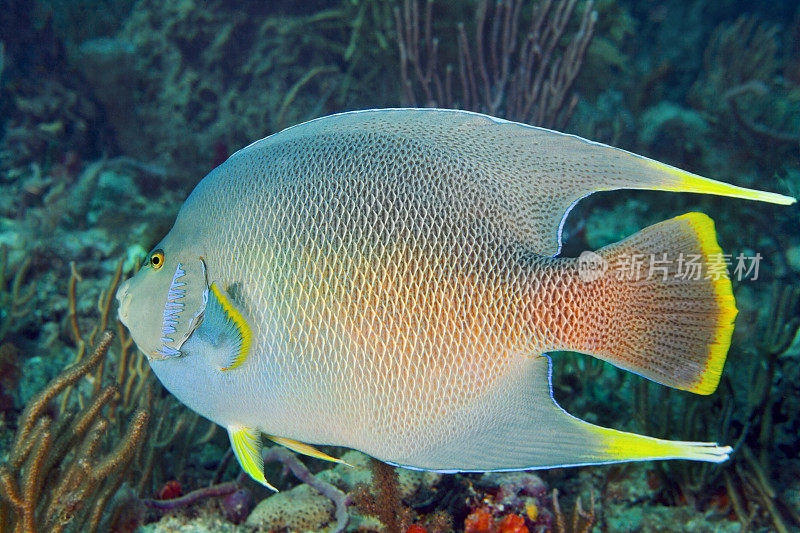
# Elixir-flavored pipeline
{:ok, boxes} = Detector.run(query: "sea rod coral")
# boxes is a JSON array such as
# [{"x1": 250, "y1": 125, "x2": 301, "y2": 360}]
[
  {"x1": 0, "y1": 332, "x2": 148, "y2": 533},
  {"x1": 395, "y1": 0, "x2": 597, "y2": 129}
]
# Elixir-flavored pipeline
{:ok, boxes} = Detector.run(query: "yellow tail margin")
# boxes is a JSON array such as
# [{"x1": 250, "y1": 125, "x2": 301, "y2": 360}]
[
  {"x1": 676, "y1": 213, "x2": 737, "y2": 395},
  {"x1": 575, "y1": 213, "x2": 736, "y2": 395}
]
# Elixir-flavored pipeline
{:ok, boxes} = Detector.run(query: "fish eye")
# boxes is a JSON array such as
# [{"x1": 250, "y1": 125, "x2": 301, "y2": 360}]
[{"x1": 150, "y1": 249, "x2": 165, "y2": 270}]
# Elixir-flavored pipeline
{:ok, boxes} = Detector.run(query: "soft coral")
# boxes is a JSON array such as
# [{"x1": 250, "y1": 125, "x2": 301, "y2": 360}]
[{"x1": 464, "y1": 509, "x2": 529, "y2": 533}]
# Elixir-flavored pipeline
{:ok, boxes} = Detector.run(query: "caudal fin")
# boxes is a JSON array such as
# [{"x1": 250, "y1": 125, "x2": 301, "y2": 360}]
[{"x1": 564, "y1": 213, "x2": 736, "y2": 394}]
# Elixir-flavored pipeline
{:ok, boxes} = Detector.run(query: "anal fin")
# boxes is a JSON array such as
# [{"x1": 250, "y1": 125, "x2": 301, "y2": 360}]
[
  {"x1": 268, "y1": 435, "x2": 354, "y2": 468},
  {"x1": 388, "y1": 356, "x2": 731, "y2": 472},
  {"x1": 228, "y1": 426, "x2": 278, "y2": 491}
]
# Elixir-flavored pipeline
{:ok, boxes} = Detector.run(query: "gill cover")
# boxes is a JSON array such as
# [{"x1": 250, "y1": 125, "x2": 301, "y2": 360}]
[
  {"x1": 117, "y1": 254, "x2": 208, "y2": 361},
  {"x1": 184, "y1": 280, "x2": 254, "y2": 371},
  {"x1": 153, "y1": 260, "x2": 209, "y2": 359}
]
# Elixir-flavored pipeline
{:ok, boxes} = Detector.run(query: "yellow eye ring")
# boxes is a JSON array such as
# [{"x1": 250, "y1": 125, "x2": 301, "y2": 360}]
[{"x1": 150, "y1": 250, "x2": 165, "y2": 270}]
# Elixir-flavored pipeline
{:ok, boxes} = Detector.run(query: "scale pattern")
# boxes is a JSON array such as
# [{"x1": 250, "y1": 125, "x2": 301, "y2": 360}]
[{"x1": 190, "y1": 125, "x2": 563, "y2": 459}]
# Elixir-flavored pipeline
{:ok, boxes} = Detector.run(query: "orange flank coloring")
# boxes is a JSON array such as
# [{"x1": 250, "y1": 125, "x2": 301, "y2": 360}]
[{"x1": 291, "y1": 239, "x2": 536, "y2": 429}]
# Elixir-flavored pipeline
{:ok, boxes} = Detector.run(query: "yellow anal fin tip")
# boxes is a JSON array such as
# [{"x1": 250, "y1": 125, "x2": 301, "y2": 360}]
[
  {"x1": 269, "y1": 435, "x2": 354, "y2": 468},
  {"x1": 596, "y1": 426, "x2": 733, "y2": 464},
  {"x1": 228, "y1": 426, "x2": 278, "y2": 491},
  {"x1": 207, "y1": 282, "x2": 253, "y2": 372},
  {"x1": 650, "y1": 161, "x2": 797, "y2": 205}
]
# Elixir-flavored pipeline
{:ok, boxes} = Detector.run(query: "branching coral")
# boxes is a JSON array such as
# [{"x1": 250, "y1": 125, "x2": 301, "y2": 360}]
[
  {"x1": 0, "y1": 244, "x2": 34, "y2": 344},
  {"x1": 0, "y1": 332, "x2": 149, "y2": 533},
  {"x1": 0, "y1": 258, "x2": 214, "y2": 532},
  {"x1": 689, "y1": 16, "x2": 800, "y2": 166},
  {"x1": 134, "y1": 392, "x2": 218, "y2": 498},
  {"x1": 0, "y1": 246, "x2": 33, "y2": 417},
  {"x1": 719, "y1": 283, "x2": 800, "y2": 533},
  {"x1": 552, "y1": 488, "x2": 595, "y2": 533},
  {"x1": 352, "y1": 458, "x2": 409, "y2": 531},
  {"x1": 67, "y1": 260, "x2": 217, "y2": 500},
  {"x1": 395, "y1": 0, "x2": 597, "y2": 129}
]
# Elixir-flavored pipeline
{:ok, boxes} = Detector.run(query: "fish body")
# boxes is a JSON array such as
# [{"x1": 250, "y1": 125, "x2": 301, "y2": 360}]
[{"x1": 116, "y1": 109, "x2": 794, "y2": 486}]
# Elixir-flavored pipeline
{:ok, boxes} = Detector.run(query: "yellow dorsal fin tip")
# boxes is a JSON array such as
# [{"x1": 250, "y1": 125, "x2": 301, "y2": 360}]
[{"x1": 649, "y1": 161, "x2": 797, "y2": 205}]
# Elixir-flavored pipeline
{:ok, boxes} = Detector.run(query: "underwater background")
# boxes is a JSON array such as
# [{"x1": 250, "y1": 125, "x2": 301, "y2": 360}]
[{"x1": 0, "y1": 0, "x2": 799, "y2": 531}]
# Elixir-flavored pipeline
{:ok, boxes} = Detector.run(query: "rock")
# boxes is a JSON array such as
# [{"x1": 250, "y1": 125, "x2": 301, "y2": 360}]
[
  {"x1": 317, "y1": 450, "x2": 441, "y2": 499},
  {"x1": 245, "y1": 484, "x2": 334, "y2": 532},
  {"x1": 140, "y1": 513, "x2": 242, "y2": 533}
]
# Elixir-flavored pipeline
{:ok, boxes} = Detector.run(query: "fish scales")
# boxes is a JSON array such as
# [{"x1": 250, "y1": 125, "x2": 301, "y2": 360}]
[
  {"x1": 197, "y1": 129, "x2": 543, "y2": 455},
  {"x1": 116, "y1": 109, "x2": 795, "y2": 485}
]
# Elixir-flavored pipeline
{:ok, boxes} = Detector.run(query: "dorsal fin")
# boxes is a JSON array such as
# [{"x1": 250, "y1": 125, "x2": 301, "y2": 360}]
[{"x1": 235, "y1": 108, "x2": 794, "y2": 256}]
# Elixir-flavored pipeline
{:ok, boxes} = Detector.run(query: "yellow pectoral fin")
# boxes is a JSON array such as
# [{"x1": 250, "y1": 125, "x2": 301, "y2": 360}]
[
  {"x1": 204, "y1": 282, "x2": 253, "y2": 371},
  {"x1": 228, "y1": 426, "x2": 278, "y2": 491},
  {"x1": 268, "y1": 435, "x2": 354, "y2": 468}
]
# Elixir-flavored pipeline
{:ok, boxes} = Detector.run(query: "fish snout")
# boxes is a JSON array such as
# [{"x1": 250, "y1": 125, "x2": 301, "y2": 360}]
[{"x1": 116, "y1": 279, "x2": 132, "y2": 323}]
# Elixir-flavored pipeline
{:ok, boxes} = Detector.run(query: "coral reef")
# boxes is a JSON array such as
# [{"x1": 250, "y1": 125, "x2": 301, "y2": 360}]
[
  {"x1": 0, "y1": 343, "x2": 19, "y2": 418},
  {"x1": 246, "y1": 483, "x2": 336, "y2": 532},
  {"x1": 67, "y1": 0, "x2": 401, "y2": 182},
  {"x1": 620, "y1": 281, "x2": 800, "y2": 533},
  {"x1": 463, "y1": 472, "x2": 555, "y2": 533},
  {"x1": 0, "y1": 244, "x2": 34, "y2": 344},
  {"x1": 143, "y1": 448, "x2": 597, "y2": 533},
  {"x1": 0, "y1": 261, "x2": 220, "y2": 533},
  {"x1": 688, "y1": 16, "x2": 800, "y2": 172},
  {"x1": 0, "y1": 332, "x2": 148, "y2": 533}
]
